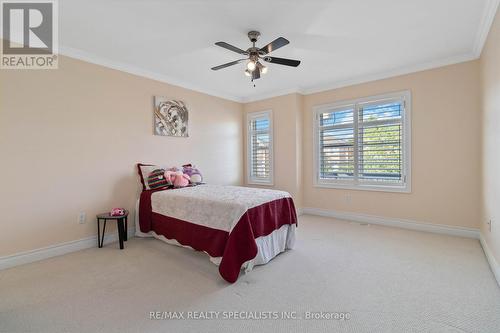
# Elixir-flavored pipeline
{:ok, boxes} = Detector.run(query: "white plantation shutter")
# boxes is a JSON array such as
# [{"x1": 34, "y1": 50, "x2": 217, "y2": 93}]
[
  {"x1": 248, "y1": 111, "x2": 273, "y2": 184},
  {"x1": 314, "y1": 91, "x2": 411, "y2": 192},
  {"x1": 319, "y1": 106, "x2": 355, "y2": 180},
  {"x1": 358, "y1": 101, "x2": 403, "y2": 183}
]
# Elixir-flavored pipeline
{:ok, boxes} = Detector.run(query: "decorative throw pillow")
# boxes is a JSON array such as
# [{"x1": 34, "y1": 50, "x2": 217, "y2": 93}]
[
  {"x1": 137, "y1": 163, "x2": 179, "y2": 190},
  {"x1": 147, "y1": 169, "x2": 170, "y2": 189},
  {"x1": 138, "y1": 164, "x2": 158, "y2": 190}
]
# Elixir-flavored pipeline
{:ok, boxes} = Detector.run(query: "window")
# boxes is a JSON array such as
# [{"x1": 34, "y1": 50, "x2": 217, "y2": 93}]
[
  {"x1": 247, "y1": 110, "x2": 273, "y2": 185},
  {"x1": 313, "y1": 91, "x2": 411, "y2": 192}
]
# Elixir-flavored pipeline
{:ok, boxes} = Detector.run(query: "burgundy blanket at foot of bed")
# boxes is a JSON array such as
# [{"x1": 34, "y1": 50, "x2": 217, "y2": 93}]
[{"x1": 139, "y1": 189, "x2": 297, "y2": 283}]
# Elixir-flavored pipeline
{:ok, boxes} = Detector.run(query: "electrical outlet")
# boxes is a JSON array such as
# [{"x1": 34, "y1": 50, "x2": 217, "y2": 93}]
[
  {"x1": 78, "y1": 212, "x2": 86, "y2": 224},
  {"x1": 488, "y1": 219, "x2": 492, "y2": 232}
]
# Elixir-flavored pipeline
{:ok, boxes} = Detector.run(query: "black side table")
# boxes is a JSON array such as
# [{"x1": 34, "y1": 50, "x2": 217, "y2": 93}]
[{"x1": 97, "y1": 210, "x2": 129, "y2": 249}]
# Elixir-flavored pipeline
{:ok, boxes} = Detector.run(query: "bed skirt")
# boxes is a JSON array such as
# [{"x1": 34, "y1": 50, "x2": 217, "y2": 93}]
[{"x1": 134, "y1": 200, "x2": 296, "y2": 273}]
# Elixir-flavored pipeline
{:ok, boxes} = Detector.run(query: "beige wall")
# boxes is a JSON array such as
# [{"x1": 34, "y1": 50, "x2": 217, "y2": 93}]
[
  {"x1": 244, "y1": 62, "x2": 482, "y2": 229},
  {"x1": 302, "y1": 61, "x2": 481, "y2": 228},
  {"x1": 0, "y1": 55, "x2": 243, "y2": 256},
  {"x1": 242, "y1": 94, "x2": 303, "y2": 208},
  {"x1": 480, "y1": 9, "x2": 500, "y2": 263}
]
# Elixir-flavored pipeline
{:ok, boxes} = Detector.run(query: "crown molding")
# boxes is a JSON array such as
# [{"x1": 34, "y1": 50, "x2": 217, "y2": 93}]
[
  {"x1": 57, "y1": 47, "x2": 477, "y2": 105},
  {"x1": 240, "y1": 87, "x2": 303, "y2": 103},
  {"x1": 300, "y1": 52, "x2": 477, "y2": 96},
  {"x1": 473, "y1": 0, "x2": 500, "y2": 57},
  {"x1": 57, "y1": 0, "x2": 498, "y2": 104},
  {"x1": 58, "y1": 45, "x2": 243, "y2": 103},
  {"x1": 230, "y1": 0, "x2": 500, "y2": 103},
  {"x1": 241, "y1": 52, "x2": 477, "y2": 103}
]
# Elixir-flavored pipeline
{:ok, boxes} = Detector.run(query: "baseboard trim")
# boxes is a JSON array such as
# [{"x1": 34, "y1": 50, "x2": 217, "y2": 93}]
[
  {"x1": 479, "y1": 233, "x2": 500, "y2": 287},
  {"x1": 0, "y1": 227, "x2": 135, "y2": 271},
  {"x1": 301, "y1": 207, "x2": 480, "y2": 239}
]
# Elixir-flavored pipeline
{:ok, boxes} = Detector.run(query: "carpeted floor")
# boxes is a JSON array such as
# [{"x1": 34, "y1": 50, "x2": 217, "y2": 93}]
[{"x1": 1, "y1": 215, "x2": 499, "y2": 333}]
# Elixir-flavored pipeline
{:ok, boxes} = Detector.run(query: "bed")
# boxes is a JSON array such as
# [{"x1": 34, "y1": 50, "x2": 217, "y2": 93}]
[{"x1": 135, "y1": 184, "x2": 297, "y2": 283}]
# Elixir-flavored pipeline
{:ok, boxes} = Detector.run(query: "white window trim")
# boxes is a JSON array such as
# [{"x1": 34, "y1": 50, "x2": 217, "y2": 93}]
[
  {"x1": 312, "y1": 90, "x2": 412, "y2": 193},
  {"x1": 246, "y1": 110, "x2": 274, "y2": 186}
]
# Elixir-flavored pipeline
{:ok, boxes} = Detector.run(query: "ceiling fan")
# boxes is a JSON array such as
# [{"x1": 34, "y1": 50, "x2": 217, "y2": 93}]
[{"x1": 211, "y1": 31, "x2": 301, "y2": 82}]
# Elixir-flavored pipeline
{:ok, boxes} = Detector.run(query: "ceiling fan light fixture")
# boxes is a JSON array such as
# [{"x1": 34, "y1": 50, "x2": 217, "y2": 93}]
[
  {"x1": 247, "y1": 60, "x2": 256, "y2": 71},
  {"x1": 256, "y1": 61, "x2": 268, "y2": 75},
  {"x1": 211, "y1": 31, "x2": 300, "y2": 83}
]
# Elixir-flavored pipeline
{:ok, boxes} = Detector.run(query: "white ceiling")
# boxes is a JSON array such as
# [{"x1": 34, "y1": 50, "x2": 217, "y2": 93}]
[{"x1": 59, "y1": 0, "x2": 499, "y2": 102}]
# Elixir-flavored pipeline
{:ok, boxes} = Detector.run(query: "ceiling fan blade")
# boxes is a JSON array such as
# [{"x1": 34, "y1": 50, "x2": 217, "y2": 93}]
[
  {"x1": 252, "y1": 67, "x2": 261, "y2": 80},
  {"x1": 263, "y1": 56, "x2": 301, "y2": 67},
  {"x1": 211, "y1": 59, "x2": 245, "y2": 71},
  {"x1": 215, "y1": 42, "x2": 248, "y2": 55},
  {"x1": 259, "y1": 37, "x2": 289, "y2": 54}
]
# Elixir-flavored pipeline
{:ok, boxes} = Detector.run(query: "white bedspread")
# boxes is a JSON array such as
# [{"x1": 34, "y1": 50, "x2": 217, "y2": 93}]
[{"x1": 151, "y1": 185, "x2": 291, "y2": 232}]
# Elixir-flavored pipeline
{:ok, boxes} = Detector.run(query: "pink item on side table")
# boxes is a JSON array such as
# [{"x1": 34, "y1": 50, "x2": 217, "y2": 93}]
[{"x1": 110, "y1": 208, "x2": 125, "y2": 216}]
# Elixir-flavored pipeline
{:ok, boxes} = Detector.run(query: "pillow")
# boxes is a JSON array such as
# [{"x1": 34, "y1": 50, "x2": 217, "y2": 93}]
[
  {"x1": 137, "y1": 163, "x2": 179, "y2": 190},
  {"x1": 147, "y1": 168, "x2": 171, "y2": 190},
  {"x1": 137, "y1": 164, "x2": 158, "y2": 190}
]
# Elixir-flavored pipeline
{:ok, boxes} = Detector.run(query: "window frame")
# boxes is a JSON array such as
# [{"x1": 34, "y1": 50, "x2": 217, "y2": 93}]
[
  {"x1": 247, "y1": 110, "x2": 274, "y2": 186},
  {"x1": 313, "y1": 91, "x2": 412, "y2": 193}
]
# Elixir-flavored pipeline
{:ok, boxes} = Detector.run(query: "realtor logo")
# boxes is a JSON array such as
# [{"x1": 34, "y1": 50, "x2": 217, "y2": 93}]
[{"x1": 1, "y1": 0, "x2": 58, "y2": 69}]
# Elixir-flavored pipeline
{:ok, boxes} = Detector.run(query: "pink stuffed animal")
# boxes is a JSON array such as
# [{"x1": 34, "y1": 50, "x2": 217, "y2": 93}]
[
  {"x1": 110, "y1": 208, "x2": 125, "y2": 216},
  {"x1": 172, "y1": 171, "x2": 190, "y2": 188},
  {"x1": 164, "y1": 170, "x2": 176, "y2": 184},
  {"x1": 163, "y1": 169, "x2": 190, "y2": 188}
]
